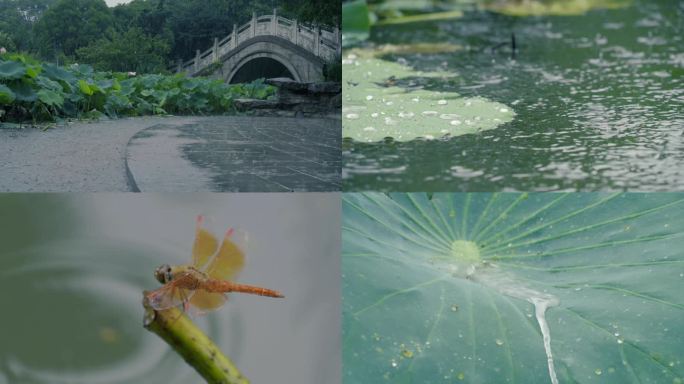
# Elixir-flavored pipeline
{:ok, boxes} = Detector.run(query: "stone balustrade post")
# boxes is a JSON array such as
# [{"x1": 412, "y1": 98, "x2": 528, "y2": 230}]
[
  {"x1": 251, "y1": 12, "x2": 256, "y2": 37},
  {"x1": 335, "y1": 26, "x2": 341, "y2": 56},
  {"x1": 212, "y1": 37, "x2": 219, "y2": 62},
  {"x1": 272, "y1": 8, "x2": 277, "y2": 34},
  {"x1": 293, "y1": 19, "x2": 299, "y2": 45},
  {"x1": 194, "y1": 49, "x2": 200, "y2": 73},
  {"x1": 232, "y1": 24, "x2": 237, "y2": 48},
  {"x1": 314, "y1": 25, "x2": 320, "y2": 57}
]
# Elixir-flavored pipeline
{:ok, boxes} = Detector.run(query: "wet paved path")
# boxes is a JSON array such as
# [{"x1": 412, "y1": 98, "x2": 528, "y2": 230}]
[{"x1": 0, "y1": 115, "x2": 340, "y2": 192}]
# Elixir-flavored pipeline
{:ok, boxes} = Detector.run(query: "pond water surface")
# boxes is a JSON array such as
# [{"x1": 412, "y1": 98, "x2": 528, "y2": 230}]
[{"x1": 343, "y1": 0, "x2": 684, "y2": 191}]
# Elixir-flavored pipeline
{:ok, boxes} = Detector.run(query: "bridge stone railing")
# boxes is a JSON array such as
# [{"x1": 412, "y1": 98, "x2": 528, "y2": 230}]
[{"x1": 171, "y1": 9, "x2": 341, "y2": 76}]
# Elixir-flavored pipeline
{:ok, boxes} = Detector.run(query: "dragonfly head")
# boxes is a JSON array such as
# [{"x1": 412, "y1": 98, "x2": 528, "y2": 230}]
[{"x1": 154, "y1": 264, "x2": 173, "y2": 284}]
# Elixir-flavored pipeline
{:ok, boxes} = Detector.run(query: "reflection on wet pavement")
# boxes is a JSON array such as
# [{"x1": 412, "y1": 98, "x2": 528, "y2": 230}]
[{"x1": 128, "y1": 116, "x2": 341, "y2": 192}]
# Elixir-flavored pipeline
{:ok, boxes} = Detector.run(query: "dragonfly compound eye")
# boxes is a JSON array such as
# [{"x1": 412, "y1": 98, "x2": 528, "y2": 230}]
[{"x1": 154, "y1": 264, "x2": 172, "y2": 283}]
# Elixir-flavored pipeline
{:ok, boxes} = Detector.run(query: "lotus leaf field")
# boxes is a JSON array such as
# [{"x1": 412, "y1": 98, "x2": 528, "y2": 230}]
[{"x1": 0, "y1": 54, "x2": 276, "y2": 123}]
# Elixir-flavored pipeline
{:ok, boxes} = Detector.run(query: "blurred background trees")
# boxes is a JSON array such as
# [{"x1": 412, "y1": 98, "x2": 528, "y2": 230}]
[{"x1": 0, "y1": 0, "x2": 340, "y2": 73}]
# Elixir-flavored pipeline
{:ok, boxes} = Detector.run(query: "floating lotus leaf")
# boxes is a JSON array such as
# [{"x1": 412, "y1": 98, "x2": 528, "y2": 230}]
[
  {"x1": 483, "y1": 0, "x2": 632, "y2": 16},
  {"x1": 342, "y1": 52, "x2": 515, "y2": 142},
  {"x1": 343, "y1": 193, "x2": 684, "y2": 384}
]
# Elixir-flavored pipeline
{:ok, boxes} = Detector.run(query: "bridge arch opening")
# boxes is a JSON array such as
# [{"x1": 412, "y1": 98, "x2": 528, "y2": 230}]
[{"x1": 228, "y1": 57, "x2": 296, "y2": 84}]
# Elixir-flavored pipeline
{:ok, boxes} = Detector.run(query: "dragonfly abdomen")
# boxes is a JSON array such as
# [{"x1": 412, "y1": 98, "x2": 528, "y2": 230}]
[{"x1": 204, "y1": 280, "x2": 284, "y2": 298}]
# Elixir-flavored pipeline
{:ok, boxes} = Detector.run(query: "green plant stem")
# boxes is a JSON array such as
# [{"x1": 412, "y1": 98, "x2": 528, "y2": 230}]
[{"x1": 142, "y1": 294, "x2": 249, "y2": 384}]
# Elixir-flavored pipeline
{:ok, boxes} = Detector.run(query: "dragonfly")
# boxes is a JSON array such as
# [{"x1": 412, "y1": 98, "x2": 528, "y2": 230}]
[{"x1": 146, "y1": 215, "x2": 283, "y2": 314}]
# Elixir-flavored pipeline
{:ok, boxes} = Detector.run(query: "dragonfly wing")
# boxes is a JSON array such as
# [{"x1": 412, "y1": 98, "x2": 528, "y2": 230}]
[
  {"x1": 192, "y1": 215, "x2": 220, "y2": 270},
  {"x1": 188, "y1": 291, "x2": 227, "y2": 312},
  {"x1": 205, "y1": 228, "x2": 245, "y2": 281},
  {"x1": 146, "y1": 283, "x2": 194, "y2": 311}
]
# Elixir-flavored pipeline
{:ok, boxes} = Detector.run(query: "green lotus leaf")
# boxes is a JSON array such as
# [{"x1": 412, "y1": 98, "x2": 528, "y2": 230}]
[
  {"x1": 376, "y1": 10, "x2": 464, "y2": 25},
  {"x1": 343, "y1": 193, "x2": 684, "y2": 384},
  {"x1": 78, "y1": 79, "x2": 94, "y2": 96},
  {"x1": 0, "y1": 60, "x2": 26, "y2": 80},
  {"x1": 37, "y1": 89, "x2": 64, "y2": 108},
  {"x1": 0, "y1": 84, "x2": 15, "y2": 105},
  {"x1": 484, "y1": 0, "x2": 632, "y2": 16},
  {"x1": 343, "y1": 54, "x2": 515, "y2": 142},
  {"x1": 11, "y1": 81, "x2": 37, "y2": 102},
  {"x1": 42, "y1": 63, "x2": 77, "y2": 86}
]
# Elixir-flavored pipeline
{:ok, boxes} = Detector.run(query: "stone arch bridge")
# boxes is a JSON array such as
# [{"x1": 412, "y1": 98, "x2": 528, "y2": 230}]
[{"x1": 171, "y1": 10, "x2": 340, "y2": 83}]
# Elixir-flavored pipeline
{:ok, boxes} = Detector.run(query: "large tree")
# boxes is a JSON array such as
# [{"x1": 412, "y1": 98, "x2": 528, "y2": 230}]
[
  {"x1": 76, "y1": 27, "x2": 170, "y2": 73},
  {"x1": 165, "y1": 0, "x2": 271, "y2": 60},
  {"x1": 0, "y1": 0, "x2": 56, "y2": 52},
  {"x1": 33, "y1": 0, "x2": 114, "y2": 59},
  {"x1": 282, "y1": 0, "x2": 340, "y2": 27}
]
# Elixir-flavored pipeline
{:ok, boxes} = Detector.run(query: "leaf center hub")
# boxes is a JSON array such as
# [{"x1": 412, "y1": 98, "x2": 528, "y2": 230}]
[{"x1": 450, "y1": 240, "x2": 480, "y2": 262}]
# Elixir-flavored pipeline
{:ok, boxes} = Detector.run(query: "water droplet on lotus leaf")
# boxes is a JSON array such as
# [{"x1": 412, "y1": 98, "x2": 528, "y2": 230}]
[
  {"x1": 495, "y1": 339, "x2": 504, "y2": 346},
  {"x1": 595, "y1": 368, "x2": 602, "y2": 375},
  {"x1": 401, "y1": 349, "x2": 413, "y2": 358}
]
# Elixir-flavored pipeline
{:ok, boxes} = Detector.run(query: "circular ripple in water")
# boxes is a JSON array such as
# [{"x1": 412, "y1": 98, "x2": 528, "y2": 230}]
[{"x1": 0, "y1": 239, "x2": 213, "y2": 384}]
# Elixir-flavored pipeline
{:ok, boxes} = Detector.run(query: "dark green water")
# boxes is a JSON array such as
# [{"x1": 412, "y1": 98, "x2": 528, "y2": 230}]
[
  {"x1": 0, "y1": 194, "x2": 340, "y2": 384},
  {"x1": 343, "y1": 0, "x2": 684, "y2": 191}
]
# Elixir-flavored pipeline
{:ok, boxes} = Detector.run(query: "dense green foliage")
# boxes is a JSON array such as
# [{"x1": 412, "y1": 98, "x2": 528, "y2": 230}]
[
  {"x1": 0, "y1": 0, "x2": 340, "y2": 73},
  {"x1": 33, "y1": 0, "x2": 114, "y2": 58},
  {"x1": 0, "y1": 54, "x2": 275, "y2": 123},
  {"x1": 0, "y1": 0, "x2": 55, "y2": 52},
  {"x1": 76, "y1": 27, "x2": 170, "y2": 73}
]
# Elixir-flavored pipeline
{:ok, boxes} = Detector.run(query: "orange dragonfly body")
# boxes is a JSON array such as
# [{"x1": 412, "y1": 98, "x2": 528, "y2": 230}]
[{"x1": 146, "y1": 215, "x2": 283, "y2": 314}]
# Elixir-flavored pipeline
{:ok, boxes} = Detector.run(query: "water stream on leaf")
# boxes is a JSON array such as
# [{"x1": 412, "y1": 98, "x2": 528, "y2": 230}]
[
  {"x1": 451, "y1": 240, "x2": 559, "y2": 384},
  {"x1": 474, "y1": 265, "x2": 559, "y2": 384}
]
